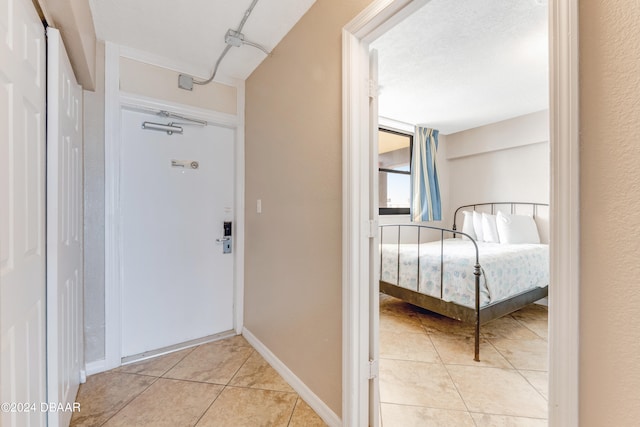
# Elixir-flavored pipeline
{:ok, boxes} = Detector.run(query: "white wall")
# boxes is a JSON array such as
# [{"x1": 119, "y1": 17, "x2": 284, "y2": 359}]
[
  {"x1": 83, "y1": 41, "x2": 105, "y2": 363},
  {"x1": 446, "y1": 111, "x2": 550, "y2": 214}
]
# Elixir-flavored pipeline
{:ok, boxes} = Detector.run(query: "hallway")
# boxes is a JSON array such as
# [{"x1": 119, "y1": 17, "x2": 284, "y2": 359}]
[{"x1": 71, "y1": 336, "x2": 326, "y2": 426}]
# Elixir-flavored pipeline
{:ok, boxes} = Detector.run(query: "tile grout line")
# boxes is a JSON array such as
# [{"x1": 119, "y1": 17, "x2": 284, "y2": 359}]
[
  {"x1": 123, "y1": 350, "x2": 301, "y2": 391},
  {"x1": 227, "y1": 348, "x2": 257, "y2": 386},
  {"x1": 516, "y1": 368, "x2": 549, "y2": 402},
  {"x1": 510, "y1": 313, "x2": 541, "y2": 338},
  {"x1": 118, "y1": 345, "x2": 198, "y2": 378},
  {"x1": 126, "y1": 371, "x2": 230, "y2": 387},
  {"x1": 193, "y1": 345, "x2": 256, "y2": 427},
  {"x1": 156, "y1": 345, "x2": 199, "y2": 377},
  {"x1": 472, "y1": 314, "x2": 550, "y2": 420},
  {"x1": 285, "y1": 397, "x2": 300, "y2": 427},
  {"x1": 193, "y1": 384, "x2": 226, "y2": 426},
  {"x1": 484, "y1": 336, "x2": 519, "y2": 371},
  {"x1": 219, "y1": 384, "x2": 299, "y2": 394},
  {"x1": 423, "y1": 329, "x2": 478, "y2": 423},
  {"x1": 488, "y1": 313, "x2": 550, "y2": 403},
  {"x1": 469, "y1": 410, "x2": 548, "y2": 421},
  {"x1": 462, "y1": 332, "x2": 549, "y2": 408},
  {"x1": 116, "y1": 344, "x2": 197, "y2": 380},
  {"x1": 96, "y1": 375, "x2": 160, "y2": 427}
]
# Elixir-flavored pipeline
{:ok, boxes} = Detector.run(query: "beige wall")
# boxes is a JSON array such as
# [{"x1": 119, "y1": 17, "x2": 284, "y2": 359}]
[
  {"x1": 244, "y1": 0, "x2": 375, "y2": 416},
  {"x1": 119, "y1": 58, "x2": 237, "y2": 114},
  {"x1": 38, "y1": 0, "x2": 97, "y2": 90},
  {"x1": 579, "y1": 1, "x2": 640, "y2": 425}
]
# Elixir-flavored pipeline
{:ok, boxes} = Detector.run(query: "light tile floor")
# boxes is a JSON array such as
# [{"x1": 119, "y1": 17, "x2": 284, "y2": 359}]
[
  {"x1": 379, "y1": 293, "x2": 549, "y2": 427},
  {"x1": 72, "y1": 297, "x2": 548, "y2": 426},
  {"x1": 70, "y1": 336, "x2": 327, "y2": 426}
]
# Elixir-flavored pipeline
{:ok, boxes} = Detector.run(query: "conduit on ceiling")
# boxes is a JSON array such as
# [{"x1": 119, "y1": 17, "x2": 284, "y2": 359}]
[{"x1": 178, "y1": 0, "x2": 271, "y2": 91}]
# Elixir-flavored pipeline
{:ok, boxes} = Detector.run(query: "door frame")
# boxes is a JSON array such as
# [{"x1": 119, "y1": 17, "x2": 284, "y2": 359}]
[
  {"x1": 341, "y1": 0, "x2": 580, "y2": 426},
  {"x1": 103, "y1": 42, "x2": 246, "y2": 371}
]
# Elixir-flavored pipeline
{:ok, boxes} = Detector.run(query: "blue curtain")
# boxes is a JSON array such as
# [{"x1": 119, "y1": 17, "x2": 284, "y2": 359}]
[{"x1": 411, "y1": 127, "x2": 441, "y2": 222}]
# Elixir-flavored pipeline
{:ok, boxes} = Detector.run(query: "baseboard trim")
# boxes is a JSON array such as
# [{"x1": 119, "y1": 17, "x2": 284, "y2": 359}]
[
  {"x1": 242, "y1": 327, "x2": 341, "y2": 427},
  {"x1": 535, "y1": 297, "x2": 549, "y2": 306},
  {"x1": 85, "y1": 359, "x2": 107, "y2": 376}
]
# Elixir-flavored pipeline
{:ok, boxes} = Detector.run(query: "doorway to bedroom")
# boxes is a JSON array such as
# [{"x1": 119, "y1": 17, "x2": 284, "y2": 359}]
[{"x1": 371, "y1": 0, "x2": 550, "y2": 424}]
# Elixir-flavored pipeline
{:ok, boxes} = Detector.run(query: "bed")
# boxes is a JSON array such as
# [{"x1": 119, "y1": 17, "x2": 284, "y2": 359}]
[{"x1": 379, "y1": 202, "x2": 549, "y2": 361}]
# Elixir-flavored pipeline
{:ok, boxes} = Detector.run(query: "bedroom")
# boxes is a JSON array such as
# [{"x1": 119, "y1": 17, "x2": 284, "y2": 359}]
[{"x1": 371, "y1": 0, "x2": 550, "y2": 424}]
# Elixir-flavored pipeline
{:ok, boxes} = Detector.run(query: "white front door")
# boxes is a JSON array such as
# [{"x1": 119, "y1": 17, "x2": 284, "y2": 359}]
[
  {"x1": 46, "y1": 27, "x2": 84, "y2": 427},
  {"x1": 0, "y1": 0, "x2": 47, "y2": 425},
  {"x1": 120, "y1": 108, "x2": 235, "y2": 358}
]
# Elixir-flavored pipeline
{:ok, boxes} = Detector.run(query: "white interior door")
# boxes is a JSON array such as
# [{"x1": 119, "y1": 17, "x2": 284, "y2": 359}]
[
  {"x1": 0, "y1": 0, "x2": 47, "y2": 425},
  {"x1": 46, "y1": 27, "x2": 84, "y2": 427},
  {"x1": 369, "y1": 48, "x2": 381, "y2": 427},
  {"x1": 121, "y1": 108, "x2": 235, "y2": 358}
]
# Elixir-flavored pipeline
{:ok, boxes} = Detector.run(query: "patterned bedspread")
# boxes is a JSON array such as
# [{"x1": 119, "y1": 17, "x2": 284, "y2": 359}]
[{"x1": 380, "y1": 238, "x2": 548, "y2": 308}]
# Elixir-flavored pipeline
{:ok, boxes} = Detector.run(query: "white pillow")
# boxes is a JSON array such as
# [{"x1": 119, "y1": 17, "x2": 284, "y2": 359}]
[
  {"x1": 496, "y1": 211, "x2": 541, "y2": 244},
  {"x1": 461, "y1": 211, "x2": 476, "y2": 240},
  {"x1": 482, "y1": 213, "x2": 500, "y2": 243},
  {"x1": 472, "y1": 211, "x2": 484, "y2": 242}
]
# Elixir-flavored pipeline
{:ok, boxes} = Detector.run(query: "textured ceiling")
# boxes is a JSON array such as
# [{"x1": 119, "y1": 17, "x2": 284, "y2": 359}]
[
  {"x1": 89, "y1": 0, "x2": 547, "y2": 134},
  {"x1": 89, "y1": 0, "x2": 316, "y2": 80},
  {"x1": 371, "y1": 0, "x2": 548, "y2": 134}
]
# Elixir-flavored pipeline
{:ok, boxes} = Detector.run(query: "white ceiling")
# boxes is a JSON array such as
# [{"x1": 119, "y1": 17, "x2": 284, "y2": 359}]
[
  {"x1": 89, "y1": 0, "x2": 547, "y2": 135},
  {"x1": 89, "y1": 0, "x2": 316, "y2": 80},
  {"x1": 371, "y1": 0, "x2": 549, "y2": 135}
]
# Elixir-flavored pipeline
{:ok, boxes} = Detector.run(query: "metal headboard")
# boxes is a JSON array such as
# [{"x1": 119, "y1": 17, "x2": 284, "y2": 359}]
[{"x1": 452, "y1": 202, "x2": 549, "y2": 232}]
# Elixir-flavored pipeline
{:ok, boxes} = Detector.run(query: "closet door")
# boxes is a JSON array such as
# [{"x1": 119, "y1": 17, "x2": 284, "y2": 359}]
[
  {"x1": 46, "y1": 27, "x2": 84, "y2": 427},
  {"x1": 0, "y1": 0, "x2": 47, "y2": 425}
]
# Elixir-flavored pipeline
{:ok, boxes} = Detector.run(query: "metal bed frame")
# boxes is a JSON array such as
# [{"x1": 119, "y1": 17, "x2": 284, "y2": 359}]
[{"x1": 379, "y1": 202, "x2": 549, "y2": 361}]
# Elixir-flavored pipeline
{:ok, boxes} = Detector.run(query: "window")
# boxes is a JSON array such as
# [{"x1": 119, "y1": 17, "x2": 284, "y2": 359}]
[{"x1": 378, "y1": 128, "x2": 412, "y2": 215}]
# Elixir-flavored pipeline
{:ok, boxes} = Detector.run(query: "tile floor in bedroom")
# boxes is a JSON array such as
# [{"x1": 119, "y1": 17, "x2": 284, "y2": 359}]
[
  {"x1": 70, "y1": 335, "x2": 326, "y2": 427},
  {"x1": 71, "y1": 297, "x2": 548, "y2": 427},
  {"x1": 379, "y1": 293, "x2": 549, "y2": 427}
]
